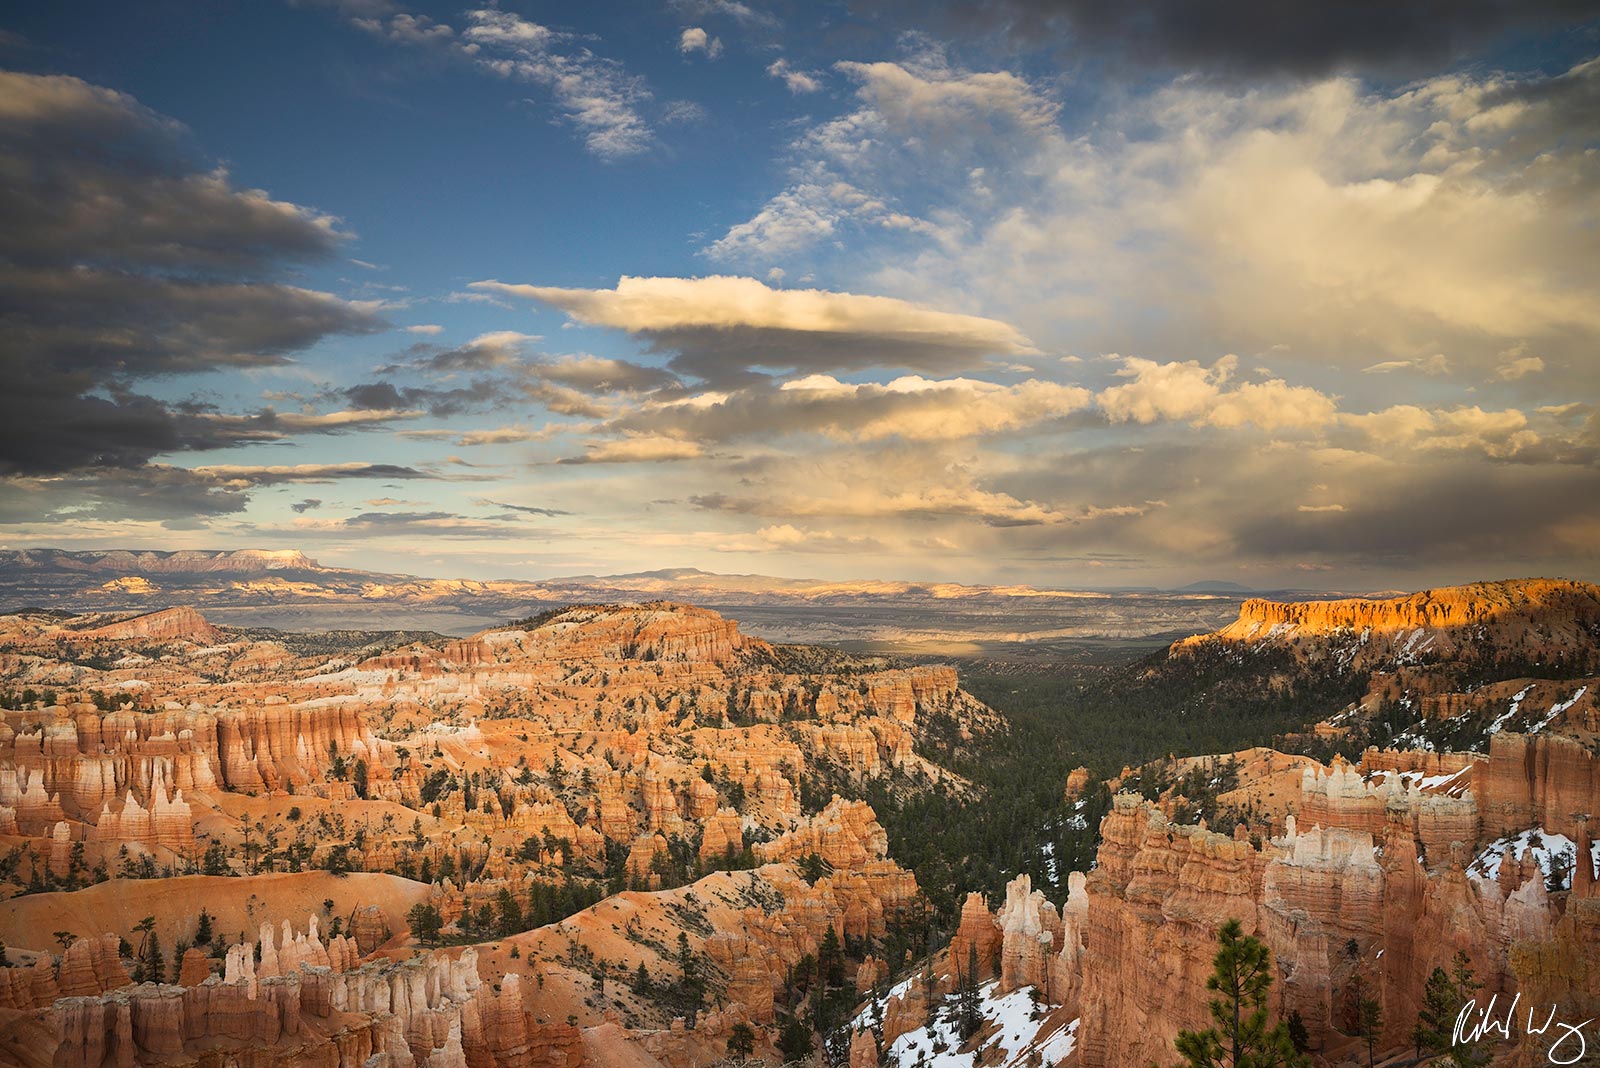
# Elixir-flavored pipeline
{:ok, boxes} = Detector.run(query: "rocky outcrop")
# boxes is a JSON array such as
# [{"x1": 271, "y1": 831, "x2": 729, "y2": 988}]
[
  {"x1": 55, "y1": 935, "x2": 131, "y2": 998},
  {"x1": 755, "y1": 798, "x2": 889, "y2": 869},
  {"x1": 1178, "y1": 580, "x2": 1600, "y2": 682},
  {"x1": 1295, "y1": 755, "x2": 1480, "y2": 861},
  {"x1": 77, "y1": 606, "x2": 224, "y2": 645},
  {"x1": 698, "y1": 807, "x2": 744, "y2": 866},
  {"x1": 86, "y1": 762, "x2": 193, "y2": 851},
  {"x1": 212, "y1": 701, "x2": 388, "y2": 793},
  {"x1": 449, "y1": 603, "x2": 765, "y2": 668},
  {"x1": 1508, "y1": 898, "x2": 1600, "y2": 1066},
  {"x1": 1072, "y1": 787, "x2": 1567, "y2": 1068},
  {"x1": 35, "y1": 926, "x2": 572, "y2": 1068},
  {"x1": 1216, "y1": 579, "x2": 1600, "y2": 641},
  {"x1": 948, "y1": 892, "x2": 1003, "y2": 984},
  {"x1": 848, "y1": 1026, "x2": 877, "y2": 1068},
  {"x1": 1477, "y1": 731, "x2": 1600, "y2": 840}
]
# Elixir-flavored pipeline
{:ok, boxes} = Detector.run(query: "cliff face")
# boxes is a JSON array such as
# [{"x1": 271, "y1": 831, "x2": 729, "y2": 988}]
[
  {"x1": 1219, "y1": 579, "x2": 1600, "y2": 641},
  {"x1": 1067, "y1": 739, "x2": 1593, "y2": 1068},
  {"x1": 1477, "y1": 731, "x2": 1600, "y2": 840},
  {"x1": 1178, "y1": 579, "x2": 1600, "y2": 675}
]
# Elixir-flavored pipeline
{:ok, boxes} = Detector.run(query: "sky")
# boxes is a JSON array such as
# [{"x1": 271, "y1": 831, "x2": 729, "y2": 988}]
[{"x1": 1, "y1": 0, "x2": 1598, "y2": 590}]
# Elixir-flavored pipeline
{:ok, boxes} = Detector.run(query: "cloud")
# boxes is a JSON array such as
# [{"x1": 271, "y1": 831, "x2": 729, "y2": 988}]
[
  {"x1": 868, "y1": 0, "x2": 1596, "y2": 79},
  {"x1": 767, "y1": 58, "x2": 820, "y2": 94},
  {"x1": 688, "y1": 443, "x2": 1067, "y2": 527},
  {"x1": 406, "y1": 323, "x2": 444, "y2": 335},
  {"x1": 538, "y1": 354, "x2": 680, "y2": 393},
  {"x1": 462, "y1": 9, "x2": 654, "y2": 160},
  {"x1": 711, "y1": 42, "x2": 1060, "y2": 261},
  {"x1": 342, "y1": 380, "x2": 503, "y2": 418},
  {"x1": 291, "y1": 498, "x2": 324, "y2": 513},
  {"x1": 412, "y1": 330, "x2": 540, "y2": 372},
  {"x1": 186, "y1": 462, "x2": 432, "y2": 485},
  {"x1": 475, "y1": 275, "x2": 1036, "y2": 383},
  {"x1": 667, "y1": 0, "x2": 779, "y2": 29},
  {"x1": 751, "y1": 524, "x2": 886, "y2": 553},
  {"x1": 679, "y1": 27, "x2": 722, "y2": 60},
  {"x1": 610, "y1": 374, "x2": 1092, "y2": 443},
  {"x1": 1361, "y1": 353, "x2": 1452, "y2": 376},
  {"x1": 0, "y1": 71, "x2": 381, "y2": 479},
  {"x1": 834, "y1": 53, "x2": 1059, "y2": 134},
  {"x1": 1339, "y1": 404, "x2": 1538, "y2": 458},
  {"x1": 406, "y1": 423, "x2": 573, "y2": 447},
  {"x1": 1494, "y1": 355, "x2": 1546, "y2": 381},
  {"x1": 1098, "y1": 356, "x2": 1340, "y2": 431},
  {"x1": 0, "y1": 459, "x2": 432, "y2": 526},
  {"x1": 283, "y1": 510, "x2": 530, "y2": 537},
  {"x1": 559, "y1": 435, "x2": 705, "y2": 464},
  {"x1": 732, "y1": 51, "x2": 1600, "y2": 396},
  {"x1": 310, "y1": 2, "x2": 661, "y2": 160},
  {"x1": 366, "y1": 331, "x2": 681, "y2": 427},
  {"x1": 472, "y1": 498, "x2": 572, "y2": 517}
]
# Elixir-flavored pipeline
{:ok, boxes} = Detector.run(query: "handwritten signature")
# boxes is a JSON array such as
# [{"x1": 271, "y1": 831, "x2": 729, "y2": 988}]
[{"x1": 1455, "y1": 994, "x2": 1597, "y2": 1065}]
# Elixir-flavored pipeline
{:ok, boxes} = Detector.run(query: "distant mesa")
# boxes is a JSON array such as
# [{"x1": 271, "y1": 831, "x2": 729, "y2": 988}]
[
  {"x1": 6, "y1": 547, "x2": 324, "y2": 575},
  {"x1": 1172, "y1": 579, "x2": 1254, "y2": 593},
  {"x1": 1173, "y1": 577, "x2": 1600, "y2": 690},
  {"x1": 98, "y1": 576, "x2": 158, "y2": 594},
  {"x1": 0, "y1": 545, "x2": 1268, "y2": 647},
  {"x1": 1220, "y1": 577, "x2": 1600, "y2": 638}
]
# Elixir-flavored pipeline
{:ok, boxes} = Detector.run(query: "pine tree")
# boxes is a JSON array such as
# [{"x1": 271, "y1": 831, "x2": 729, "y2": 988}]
[
  {"x1": 142, "y1": 932, "x2": 164, "y2": 986},
  {"x1": 1414, "y1": 966, "x2": 1456, "y2": 1057},
  {"x1": 195, "y1": 908, "x2": 213, "y2": 946},
  {"x1": 1414, "y1": 954, "x2": 1486, "y2": 1066},
  {"x1": 727, "y1": 1021, "x2": 757, "y2": 1062},
  {"x1": 1174, "y1": 919, "x2": 1308, "y2": 1068},
  {"x1": 778, "y1": 1014, "x2": 813, "y2": 1063},
  {"x1": 1286, "y1": 1009, "x2": 1310, "y2": 1055},
  {"x1": 405, "y1": 903, "x2": 442, "y2": 946},
  {"x1": 495, "y1": 887, "x2": 524, "y2": 937},
  {"x1": 1355, "y1": 986, "x2": 1382, "y2": 1067},
  {"x1": 957, "y1": 944, "x2": 984, "y2": 1041}
]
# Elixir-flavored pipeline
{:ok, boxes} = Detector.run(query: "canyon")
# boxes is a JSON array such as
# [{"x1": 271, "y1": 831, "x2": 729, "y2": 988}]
[{"x1": 0, "y1": 575, "x2": 1596, "y2": 1067}]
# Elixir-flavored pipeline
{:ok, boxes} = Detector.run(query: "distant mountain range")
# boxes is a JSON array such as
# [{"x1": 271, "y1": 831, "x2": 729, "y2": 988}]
[{"x1": 0, "y1": 547, "x2": 1302, "y2": 650}]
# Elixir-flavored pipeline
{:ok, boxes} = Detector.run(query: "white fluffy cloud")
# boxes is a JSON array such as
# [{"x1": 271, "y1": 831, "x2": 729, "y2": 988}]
[
  {"x1": 474, "y1": 275, "x2": 1037, "y2": 382},
  {"x1": 767, "y1": 59, "x2": 820, "y2": 94},
  {"x1": 1098, "y1": 356, "x2": 1340, "y2": 431},
  {"x1": 679, "y1": 27, "x2": 722, "y2": 59},
  {"x1": 461, "y1": 9, "x2": 654, "y2": 160}
]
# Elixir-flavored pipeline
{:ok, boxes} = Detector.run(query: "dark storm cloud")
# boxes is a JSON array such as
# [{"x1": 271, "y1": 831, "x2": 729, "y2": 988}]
[
  {"x1": 538, "y1": 356, "x2": 680, "y2": 394},
  {"x1": 1230, "y1": 464, "x2": 1600, "y2": 564},
  {"x1": 342, "y1": 379, "x2": 504, "y2": 417},
  {"x1": 370, "y1": 334, "x2": 683, "y2": 421},
  {"x1": 0, "y1": 461, "x2": 447, "y2": 536},
  {"x1": 0, "y1": 466, "x2": 253, "y2": 524},
  {"x1": 868, "y1": 0, "x2": 1599, "y2": 78},
  {"x1": 0, "y1": 70, "x2": 384, "y2": 480},
  {"x1": 190, "y1": 463, "x2": 431, "y2": 486}
]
